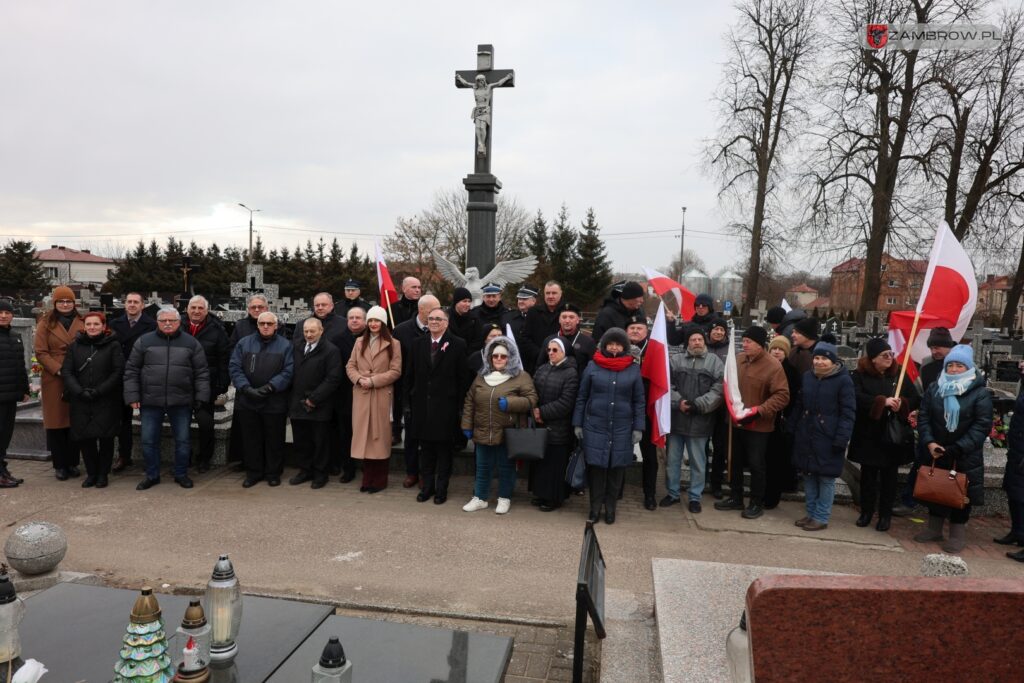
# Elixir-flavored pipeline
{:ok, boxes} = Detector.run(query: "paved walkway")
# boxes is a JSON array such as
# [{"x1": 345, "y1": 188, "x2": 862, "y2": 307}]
[{"x1": 2, "y1": 459, "x2": 1021, "y2": 681}]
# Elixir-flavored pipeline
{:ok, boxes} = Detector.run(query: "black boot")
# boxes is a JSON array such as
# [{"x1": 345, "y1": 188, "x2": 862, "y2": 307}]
[
  {"x1": 856, "y1": 511, "x2": 872, "y2": 527},
  {"x1": 993, "y1": 532, "x2": 1024, "y2": 546},
  {"x1": 1007, "y1": 548, "x2": 1024, "y2": 563}
]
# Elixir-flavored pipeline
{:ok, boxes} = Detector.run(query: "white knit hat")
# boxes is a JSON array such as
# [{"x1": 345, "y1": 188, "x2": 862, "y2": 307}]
[{"x1": 366, "y1": 305, "x2": 388, "y2": 324}]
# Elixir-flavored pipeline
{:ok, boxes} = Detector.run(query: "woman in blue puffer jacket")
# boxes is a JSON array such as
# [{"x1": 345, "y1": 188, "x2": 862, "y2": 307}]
[
  {"x1": 791, "y1": 341, "x2": 856, "y2": 531},
  {"x1": 573, "y1": 328, "x2": 645, "y2": 525}
]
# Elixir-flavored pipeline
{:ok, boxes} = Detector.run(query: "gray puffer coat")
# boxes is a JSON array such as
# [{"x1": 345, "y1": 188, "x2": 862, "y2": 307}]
[{"x1": 668, "y1": 347, "x2": 723, "y2": 437}]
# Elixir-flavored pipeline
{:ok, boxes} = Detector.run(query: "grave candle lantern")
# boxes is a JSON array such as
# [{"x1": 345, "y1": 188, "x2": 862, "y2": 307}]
[
  {"x1": 205, "y1": 555, "x2": 242, "y2": 662},
  {"x1": 311, "y1": 636, "x2": 353, "y2": 682},
  {"x1": 176, "y1": 599, "x2": 212, "y2": 669},
  {"x1": 0, "y1": 565, "x2": 26, "y2": 673}
]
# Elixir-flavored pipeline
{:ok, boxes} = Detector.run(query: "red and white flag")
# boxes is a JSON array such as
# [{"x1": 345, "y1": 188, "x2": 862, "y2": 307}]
[
  {"x1": 640, "y1": 302, "x2": 671, "y2": 447},
  {"x1": 643, "y1": 266, "x2": 696, "y2": 320},
  {"x1": 722, "y1": 322, "x2": 754, "y2": 422},
  {"x1": 375, "y1": 239, "x2": 400, "y2": 309},
  {"x1": 887, "y1": 221, "x2": 978, "y2": 381}
]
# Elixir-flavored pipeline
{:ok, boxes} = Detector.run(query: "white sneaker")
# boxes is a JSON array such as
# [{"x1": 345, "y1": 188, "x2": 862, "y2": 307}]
[
  {"x1": 463, "y1": 496, "x2": 488, "y2": 512},
  {"x1": 495, "y1": 498, "x2": 511, "y2": 515}
]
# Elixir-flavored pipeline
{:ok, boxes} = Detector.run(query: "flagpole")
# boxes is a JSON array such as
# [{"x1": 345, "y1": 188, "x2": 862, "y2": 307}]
[{"x1": 893, "y1": 310, "x2": 922, "y2": 398}]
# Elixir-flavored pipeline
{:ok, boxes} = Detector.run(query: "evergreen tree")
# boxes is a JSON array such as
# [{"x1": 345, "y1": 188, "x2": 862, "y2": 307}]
[
  {"x1": 569, "y1": 208, "x2": 613, "y2": 308},
  {"x1": 547, "y1": 204, "x2": 578, "y2": 297},
  {"x1": 527, "y1": 210, "x2": 548, "y2": 264},
  {"x1": 0, "y1": 240, "x2": 48, "y2": 291}
]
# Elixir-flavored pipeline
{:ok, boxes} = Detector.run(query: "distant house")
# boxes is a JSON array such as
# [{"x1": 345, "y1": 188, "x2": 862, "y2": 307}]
[
  {"x1": 35, "y1": 245, "x2": 115, "y2": 287},
  {"x1": 830, "y1": 253, "x2": 927, "y2": 314},
  {"x1": 785, "y1": 283, "x2": 818, "y2": 308},
  {"x1": 978, "y1": 275, "x2": 1013, "y2": 325}
]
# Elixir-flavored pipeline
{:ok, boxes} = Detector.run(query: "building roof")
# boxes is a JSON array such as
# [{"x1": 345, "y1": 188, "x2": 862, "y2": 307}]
[
  {"x1": 806, "y1": 296, "x2": 831, "y2": 310},
  {"x1": 830, "y1": 254, "x2": 928, "y2": 274},
  {"x1": 787, "y1": 283, "x2": 818, "y2": 294},
  {"x1": 35, "y1": 246, "x2": 114, "y2": 263},
  {"x1": 979, "y1": 276, "x2": 1011, "y2": 291},
  {"x1": 831, "y1": 257, "x2": 862, "y2": 274}
]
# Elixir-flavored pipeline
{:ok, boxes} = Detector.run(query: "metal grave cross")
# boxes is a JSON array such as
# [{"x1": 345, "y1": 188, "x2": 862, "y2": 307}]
[{"x1": 455, "y1": 44, "x2": 515, "y2": 174}]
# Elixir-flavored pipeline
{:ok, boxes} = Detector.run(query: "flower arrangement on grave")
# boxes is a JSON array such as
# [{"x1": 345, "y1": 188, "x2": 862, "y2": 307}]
[
  {"x1": 990, "y1": 412, "x2": 1009, "y2": 448},
  {"x1": 27, "y1": 356, "x2": 42, "y2": 399},
  {"x1": 113, "y1": 587, "x2": 174, "y2": 683}
]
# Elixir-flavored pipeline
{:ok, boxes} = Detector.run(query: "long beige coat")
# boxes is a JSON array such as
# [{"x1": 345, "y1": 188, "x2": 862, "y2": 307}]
[
  {"x1": 346, "y1": 335, "x2": 402, "y2": 460},
  {"x1": 34, "y1": 316, "x2": 85, "y2": 429}
]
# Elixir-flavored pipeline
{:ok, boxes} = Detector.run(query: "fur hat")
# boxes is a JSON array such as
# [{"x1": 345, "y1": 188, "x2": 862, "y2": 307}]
[
  {"x1": 793, "y1": 317, "x2": 820, "y2": 340},
  {"x1": 599, "y1": 327, "x2": 630, "y2": 354},
  {"x1": 51, "y1": 286, "x2": 75, "y2": 305},
  {"x1": 366, "y1": 305, "x2": 388, "y2": 324},
  {"x1": 452, "y1": 287, "x2": 472, "y2": 304},
  {"x1": 926, "y1": 327, "x2": 956, "y2": 348},
  {"x1": 865, "y1": 337, "x2": 891, "y2": 360},
  {"x1": 620, "y1": 281, "x2": 645, "y2": 299},
  {"x1": 944, "y1": 344, "x2": 974, "y2": 370},
  {"x1": 743, "y1": 325, "x2": 768, "y2": 347},
  {"x1": 768, "y1": 335, "x2": 791, "y2": 354},
  {"x1": 766, "y1": 306, "x2": 787, "y2": 325},
  {"x1": 813, "y1": 341, "x2": 839, "y2": 364}
]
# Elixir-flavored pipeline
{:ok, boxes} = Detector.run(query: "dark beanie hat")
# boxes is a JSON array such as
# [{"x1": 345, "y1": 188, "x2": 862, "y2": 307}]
[
  {"x1": 813, "y1": 341, "x2": 839, "y2": 364},
  {"x1": 683, "y1": 324, "x2": 707, "y2": 344},
  {"x1": 625, "y1": 312, "x2": 647, "y2": 327},
  {"x1": 694, "y1": 293, "x2": 713, "y2": 309},
  {"x1": 820, "y1": 332, "x2": 837, "y2": 345},
  {"x1": 620, "y1": 281, "x2": 645, "y2": 299},
  {"x1": 793, "y1": 317, "x2": 819, "y2": 340},
  {"x1": 865, "y1": 337, "x2": 891, "y2": 360},
  {"x1": 926, "y1": 327, "x2": 956, "y2": 348},
  {"x1": 766, "y1": 306, "x2": 786, "y2": 325},
  {"x1": 560, "y1": 302, "x2": 582, "y2": 315},
  {"x1": 743, "y1": 325, "x2": 768, "y2": 347},
  {"x1": 710, "y1": 316, "x2": 728, "y2": 333},
  {"x1": 452, "y1": 287, "x2": 472, "y2": 304},
  {"x1": 0, "y1": 299, "x2": 12, "y2": 313},
  {"x1": 599, "y1": 327, "x2": 630, "y2": 354}
]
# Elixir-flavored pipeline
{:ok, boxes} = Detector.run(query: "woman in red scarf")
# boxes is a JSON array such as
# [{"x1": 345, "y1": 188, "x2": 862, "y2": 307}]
[{"x1": 572, "y1": 328, "x2": 646, "y2": 524}]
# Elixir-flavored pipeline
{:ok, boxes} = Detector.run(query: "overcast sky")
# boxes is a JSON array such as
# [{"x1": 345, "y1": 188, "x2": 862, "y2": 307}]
[{"x1": 2, "y1": 1, "x2": 758, "y2": 276}]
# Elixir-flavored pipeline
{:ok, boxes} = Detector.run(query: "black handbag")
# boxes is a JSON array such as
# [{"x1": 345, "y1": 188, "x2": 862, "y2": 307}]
[
  {"x1": 565, "y1": 445, "x2": 587, "y2": 489},
  {"x1": 505, "y1": 418, "x2": 548, "y2": 461},
  {"x1": 882, "y1": 410, "x2": 914, "y2": 447}
]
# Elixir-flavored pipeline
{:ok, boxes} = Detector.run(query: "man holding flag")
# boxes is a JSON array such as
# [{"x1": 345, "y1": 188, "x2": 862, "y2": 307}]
[{"x1": 715, "y1": 325, "x2": 790, "y2": 519}]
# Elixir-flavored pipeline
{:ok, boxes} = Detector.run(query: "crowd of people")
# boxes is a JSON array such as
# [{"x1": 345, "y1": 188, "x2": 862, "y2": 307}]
[{"x1": 0, "y1": 279, "x2": 1020, "y2": 561}]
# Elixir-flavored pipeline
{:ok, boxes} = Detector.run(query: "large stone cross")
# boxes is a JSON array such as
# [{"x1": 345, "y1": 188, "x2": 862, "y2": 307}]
[
  {"x1": 229, "y1": 264, "x2": 279, "y2": 303},
  {"x1": 455, "y1": 44, "x2": 515, "y2": 175}
]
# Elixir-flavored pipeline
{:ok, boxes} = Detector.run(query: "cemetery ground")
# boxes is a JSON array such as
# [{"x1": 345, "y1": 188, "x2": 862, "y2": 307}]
[{"x1": 3, "y1": 457, "x2": 1021, "y2": 682}]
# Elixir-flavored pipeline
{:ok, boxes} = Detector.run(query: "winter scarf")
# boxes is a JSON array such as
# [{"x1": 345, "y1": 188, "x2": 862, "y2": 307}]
[
  {"x1": 592, "y1": 350, "x2": 633, "y2": 372},
  {"x1": 484, "y1": 371, "x2": 512, "y2": 386},
  {"x1": 937, "y1": 369, "x2": 976, "y2": 432}
]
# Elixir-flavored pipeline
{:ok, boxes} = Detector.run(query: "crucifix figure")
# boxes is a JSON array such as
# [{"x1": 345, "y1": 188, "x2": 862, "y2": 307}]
[
  {"x1": 176, "y1": 257, "x2": 201, "y2": 296},
  {"x1": 455, "y1": 44, "x2": 515, "y2": 174}
]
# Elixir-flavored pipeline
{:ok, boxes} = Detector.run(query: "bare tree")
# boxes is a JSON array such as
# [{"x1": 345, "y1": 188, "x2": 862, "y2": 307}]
[
  {"x1": 805, "y1": 0, "x2": 982, "y2": 321},
  {"x1": 660, "y1": 249, "x2": 708, "y2": 280},
  {"x1": 706, "y1": 0, "x2": 815, "y2": 311}
]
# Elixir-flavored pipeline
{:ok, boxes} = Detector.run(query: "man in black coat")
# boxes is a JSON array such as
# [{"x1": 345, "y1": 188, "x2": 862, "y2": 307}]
[
  {"x1": 227, "y1": 294, "x2": 276, "y2": 468},
  {"x1": 406, "y1": 306, "x2": 472, "y2": 504},
  {"x1": 183, "y1": 295, "x2": 230, "y2": 472},
  {"x1": 537, "y1": 303, "x2": 596, "y2": 378},
  {"x1": 308, "y1": 292, "x2": 347, "y2": 346},
  {"x1": 108, "y1": 291, "x2": 156, "y2": 472},
  {"x1": 288, "y1": 318, "x2": 343, "y2": 488},
  {"x1": 502, "y1": 285, "x2": 538, "y2": 370},
  {"x1": 332, "y1": 306, "x2": 365, "y2": 483},
  {"x1": 447, "y1": 287, "x2": 480, "y2": 351},
  {"x1": 392, "y1": 294, "x2": 438, "y2": 488},
  {"x1": 470, "y1": 283, "x2": 508, "y2": 336},
  {"x1": 338, "y1": 280, "x2": 371, "y2": 315},
  {"x1": 0, "y1": 299, "x2": 28, "y2": 487},
  {"x1": 521, "y1": 281, "x2": 563, "y2": 370},
  {"x1": 389, "y1": 276, "x2": 421, "y2": 327},
  {"x1": 592, "y1": 281, "x2": 645, "y2": 339}
]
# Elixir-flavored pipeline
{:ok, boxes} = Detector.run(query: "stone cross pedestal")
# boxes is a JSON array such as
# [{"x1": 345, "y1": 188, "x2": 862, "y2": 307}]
[
  {"x1": 455, "y1": 44, "x2": 515, "y2": 279},
  {"x1": 751, "y1": 300, "x2": 768, "y2": 326},
  {"x1": 229, "y1": 264, "x2": 279, "y2": 303}
]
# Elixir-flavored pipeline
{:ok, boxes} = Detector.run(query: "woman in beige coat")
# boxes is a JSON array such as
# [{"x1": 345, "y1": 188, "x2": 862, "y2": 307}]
[
  {"x1": 346, "y1": 305, "x2": 402, "y2": 492},
  {"x1": 34, "y1": 285, "x2": 85, "y2": 480}
]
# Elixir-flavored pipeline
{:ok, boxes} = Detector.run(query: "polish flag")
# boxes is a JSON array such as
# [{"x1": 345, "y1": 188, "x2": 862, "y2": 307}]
[
  {"x1": 643, "y1": 266, "x2": 696, "y2": 320},
  {"x1": 887, "y1": 221, "x2": 978, "y2": 381},
  {"x1": 640, "y1": 302, "x2": 671, "y2": 447},
  {"x1": 375, "y1": 239, "x2": 400, "y2": 308},
  {"x1": 722, "y1": 322, "x2": 754, "y2": 422}
]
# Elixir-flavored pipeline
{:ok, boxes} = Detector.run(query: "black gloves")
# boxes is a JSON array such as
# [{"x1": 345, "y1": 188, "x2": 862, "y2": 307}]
[
  {"x1": 81, "y1": 388, "x2": 97, "y2": 401},
  {"x1": 241, "y1": 386, "x2": 262, "y2": 400},
  {"x1": 943, "y1": 443, "x2": 963, "y2": 460},
  {"x1": 255, "y1": 384, "x2": 274, "y2": 397}
]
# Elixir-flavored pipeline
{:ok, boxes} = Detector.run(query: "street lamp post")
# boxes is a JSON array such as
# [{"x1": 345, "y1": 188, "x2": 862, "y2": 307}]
[
  {"x1": 679, "y1": 206, "x2": 687, "y2": 279},
  {"x1": 236, "y1": 202, "x2": 260, "y2": 264}
]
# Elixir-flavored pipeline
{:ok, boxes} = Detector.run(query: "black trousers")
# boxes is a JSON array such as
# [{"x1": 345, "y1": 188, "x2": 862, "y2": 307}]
[
  {"x1": 292, "y1": 419, "x2": 331, "y2": 479},
  {"x1": 728, "y1": 429, "x2": 769, "y2": 506},
  {"x1": 329, "y1": 401, "x2": 355, "y2": 477},
  {"x1": 928, "y1": 502, "x2": 971, "y2": 524},
  {"x1": 764, "y1": 429, "x2": 797, "y2": 508},
  {"x1": 193, "y1": 402, "x2": 215, "y2": 465},
  {"x1": 419, "y1": 438, "x2": 454, "y2": 497},
  {"x1": 640, "y1": 433, "x2": 658, "y2": 500},
  {"x1": 588, "y1": 466, "x2": 625, "y2": 517},
  {"x1": 403, "y1": 412, "x2": 420, "y2": 477},
  {"x1": 46, "y1": 427, "x2": 80, "y2": 470},
  {"x1": 1009, "y1": 500, "x2": 1024, "y2": 537},
  {"x1": 117, "y1": 404, "x2": 135, "y2": 460},
  {"x1": 237, "y1": 408, "x2": 286, "y2": 480},
  {"x1": 0, "y1": 401, "x2": 15, "y2": 467},
  {"x1": 859, "y1": 463, "x2": 898, "y2": 518},
  {"x1": 227, "y1": 410, "x2": 244, "y2": 463},
  {"x1": 709, "y1": 412, "x2": 729, "y2": 490},
  {"x1": 79, "y1": 437, "x2": 115, "y2": 477},
  {"x1": 531, "y1": 443, "x2": 571, "y2": 506}
]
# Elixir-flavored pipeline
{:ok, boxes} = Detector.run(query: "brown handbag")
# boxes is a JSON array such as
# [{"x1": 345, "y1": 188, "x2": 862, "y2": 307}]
[{"x1": 913, "y1": 455, "x2": 969, "y2": 510}]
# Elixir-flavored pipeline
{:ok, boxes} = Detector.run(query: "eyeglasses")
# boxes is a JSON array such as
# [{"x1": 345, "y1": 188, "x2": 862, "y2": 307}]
[
  {"x1": 257, "y1": 322, "x2": 276, "y2": 327},
  {"x1": 547, "y1": 348, "x2": 561, "y2": 353},
  {"x1": 491, "y1": 353, "x2": 509, "y2": 359},
  {"x1": 55, "y1": 299, "x2": 75, "y2": 304},
  {"x1": 157, "y1": 319, "x2": 177, "y2": 324},
  {"x1": 878, "y1": 352, "x2": 895, "y2": 358}
]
